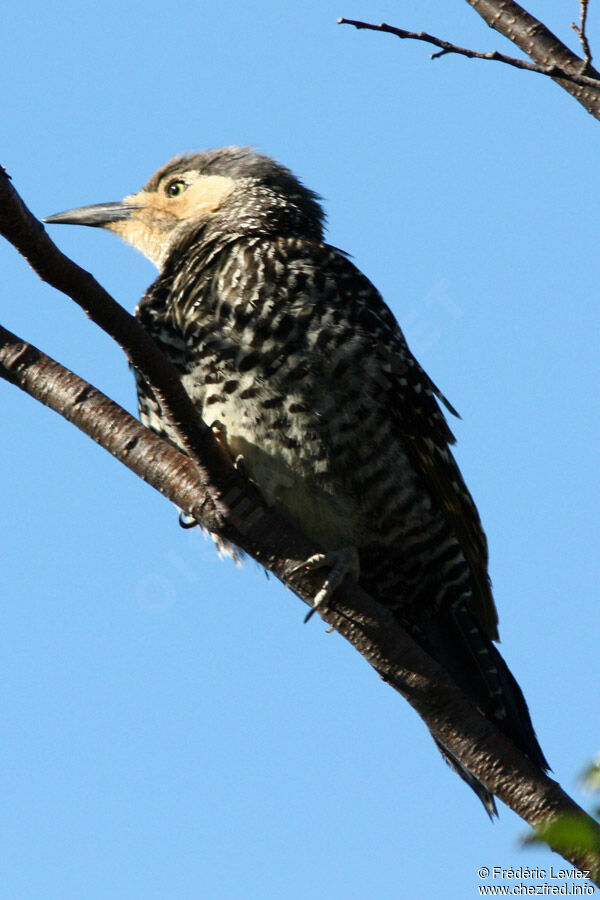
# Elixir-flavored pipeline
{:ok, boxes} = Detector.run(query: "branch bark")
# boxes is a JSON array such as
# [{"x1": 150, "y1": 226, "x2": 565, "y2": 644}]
[
  {"x1": 1, "y1": 169, "x2": 599, "y2": 883},
  {"x1": 466, "y1": 1, "x2": 600, "y2": 116}
]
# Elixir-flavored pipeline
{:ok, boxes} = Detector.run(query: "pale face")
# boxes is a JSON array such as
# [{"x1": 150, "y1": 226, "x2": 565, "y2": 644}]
[{"x1": 107, "y1": 171, "x2": 236, "y2": 269}]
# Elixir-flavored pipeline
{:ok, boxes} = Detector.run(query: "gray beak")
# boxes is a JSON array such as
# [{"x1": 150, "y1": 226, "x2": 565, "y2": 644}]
[{"x1": 44, "y1": 201, "x2": 140, "y2": 227}]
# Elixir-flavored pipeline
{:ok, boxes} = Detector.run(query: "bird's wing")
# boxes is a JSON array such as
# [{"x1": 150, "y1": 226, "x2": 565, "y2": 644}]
[
  {"x1": 387, "y1": 351, "x2": 498, "y2": 640},
  {"x1": 325, "y1": 246, "x2": 499, "y2": 640}
]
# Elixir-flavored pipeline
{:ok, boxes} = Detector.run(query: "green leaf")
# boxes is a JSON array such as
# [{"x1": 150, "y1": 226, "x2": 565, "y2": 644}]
[{"x1": 523, "y1": 814, "x2": 600, "y2": 856}]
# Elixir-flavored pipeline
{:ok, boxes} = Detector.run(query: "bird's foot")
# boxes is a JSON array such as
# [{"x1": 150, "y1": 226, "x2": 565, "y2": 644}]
[{"x1": 290, "y1": 547, "x2": 360, "y2": 623}]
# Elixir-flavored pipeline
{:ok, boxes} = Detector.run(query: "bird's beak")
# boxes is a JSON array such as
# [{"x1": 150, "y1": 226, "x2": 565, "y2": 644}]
[{"x1": 44, "y1": 201, "x2": 141, "y2": 228}]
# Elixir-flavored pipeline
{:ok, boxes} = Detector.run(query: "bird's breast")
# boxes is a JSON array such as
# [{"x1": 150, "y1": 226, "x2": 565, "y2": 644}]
[{"x1": 179, "y1": 368, "x2": 361, "y2": 550}]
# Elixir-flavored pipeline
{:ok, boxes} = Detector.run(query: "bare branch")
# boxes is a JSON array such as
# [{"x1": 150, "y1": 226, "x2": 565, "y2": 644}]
[
  {"x1": 465, "y1": 0, "x2": 600, "y2": 117},
  {"x1": 338, "y1": 17, "x2": 600, "y2": 84},
  {"x1": 0, "y1": 166, "x2": 236, "y2": 524},
  {"x1": 339, "y1": 3, "x2": 600, "y2": 120},
  {"x1": 0, "y1": 324, "x2": 222, "y2": 532},
  {"x1": 2, "y1": 172, "x2": 600, "y2": 881}
]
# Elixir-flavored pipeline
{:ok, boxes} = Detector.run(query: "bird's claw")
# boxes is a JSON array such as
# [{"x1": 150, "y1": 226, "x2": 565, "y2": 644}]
[
  {"x1": 289, "y1": 547, "x2": 360, "y2": 623},
  {"x1": 178, "y1": 511, "x2": 198, "y2": 529}
]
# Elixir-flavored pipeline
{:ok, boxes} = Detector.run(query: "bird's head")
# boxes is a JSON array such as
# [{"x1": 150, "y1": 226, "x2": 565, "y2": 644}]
[{"x1": 44, "y1": 147, "x2": 325, "y2": 270}]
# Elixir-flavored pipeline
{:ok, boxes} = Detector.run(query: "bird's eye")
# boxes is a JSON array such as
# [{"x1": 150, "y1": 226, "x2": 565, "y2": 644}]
[{"x1": 166, "y1": 179, "x2": 187, "y2": 198}]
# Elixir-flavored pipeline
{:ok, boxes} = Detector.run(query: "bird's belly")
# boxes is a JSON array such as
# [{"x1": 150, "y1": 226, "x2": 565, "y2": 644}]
[{"x1": 194, "y1": 386, "x2": 361, "y2": 551}]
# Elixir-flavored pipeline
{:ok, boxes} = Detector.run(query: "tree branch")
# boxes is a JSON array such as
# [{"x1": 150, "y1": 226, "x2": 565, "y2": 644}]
[
  {"x1": 465, "y1": 1, "x2": 600, "y2": 115},
  {"x1": 338, "y1": 18, "x2": 598, "y2": 86},
  {"x1": 339, "y1": 2, "x2": 600, "y2": 120},
  {"x1": 0, "y1": 165, "x2": 237, "y2": 525},
  {"x1": 1, "y1": 171, "x2": 599, "y2": 883}
]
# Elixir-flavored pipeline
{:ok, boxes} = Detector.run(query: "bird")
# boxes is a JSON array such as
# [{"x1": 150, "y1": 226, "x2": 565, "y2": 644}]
[{"x1": 44, "y1": 146, "x2": 548, "y2": 815}]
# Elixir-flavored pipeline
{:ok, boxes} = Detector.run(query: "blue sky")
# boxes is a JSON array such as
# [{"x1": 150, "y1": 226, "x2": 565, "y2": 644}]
[{"x1": 1, "y1": 1, "x2": 599, "y2": 897}]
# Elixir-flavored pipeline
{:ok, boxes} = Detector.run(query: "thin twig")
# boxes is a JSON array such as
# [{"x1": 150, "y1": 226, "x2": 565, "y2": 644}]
[
  {"x1": 337, "y1": 18, "x2": 600, "y2": 89},
  {"x1": 572, "y1": 0, "x2": 593, "y2": 69}
]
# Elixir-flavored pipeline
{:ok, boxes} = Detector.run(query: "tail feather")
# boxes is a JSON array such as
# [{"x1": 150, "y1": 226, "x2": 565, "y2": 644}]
[
  {"x1": 433, "y1": 738, "x2": 498, "y2": 819},
  {"x1": 410, "y1": 601, "x2": 548, "y2": 814},
  {"x1": 451, "y1": 603, "x2": 549, "y2": 771}
]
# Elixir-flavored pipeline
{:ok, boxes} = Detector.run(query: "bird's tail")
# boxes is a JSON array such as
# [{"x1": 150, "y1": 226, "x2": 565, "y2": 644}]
[{"x1": 414, "y1": 602, "x2": 549, "y2": 817}]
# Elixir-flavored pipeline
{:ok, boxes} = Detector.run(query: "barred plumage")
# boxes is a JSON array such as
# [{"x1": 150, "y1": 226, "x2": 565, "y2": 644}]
[{"x1": 45, "y1": 146, "x2": 548, "y2": 815}]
